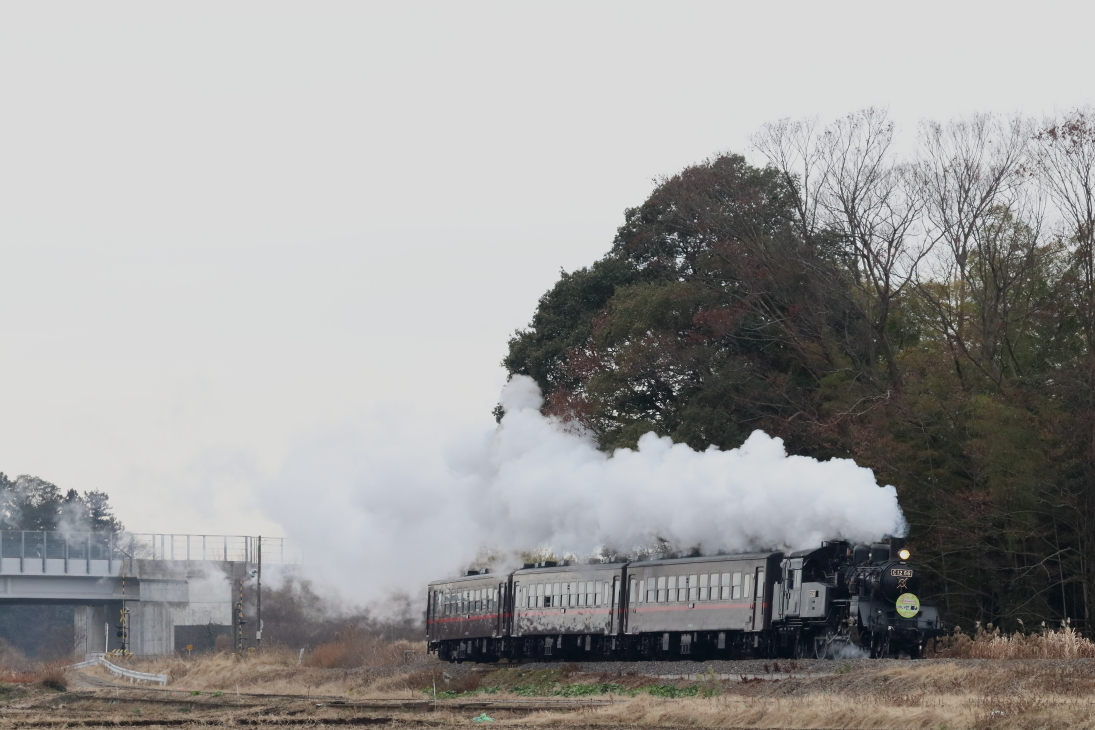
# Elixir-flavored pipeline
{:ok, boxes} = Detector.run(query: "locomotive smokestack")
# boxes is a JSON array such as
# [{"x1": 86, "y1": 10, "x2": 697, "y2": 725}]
[{"x1": 889, "y1": 536, "x2": 905, "y2": 557}]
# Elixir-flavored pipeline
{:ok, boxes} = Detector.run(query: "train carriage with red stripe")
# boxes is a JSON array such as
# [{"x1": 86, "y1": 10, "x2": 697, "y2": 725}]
[
  {"x1": 510, "y1": 561, "x2": 626, "y2": 660},
  {"x1": 425, "y1": 570, "x2": 511, "y2": 662},
  {"x1": 624, "y1": 553, "x2": 784, "y2": 658}
]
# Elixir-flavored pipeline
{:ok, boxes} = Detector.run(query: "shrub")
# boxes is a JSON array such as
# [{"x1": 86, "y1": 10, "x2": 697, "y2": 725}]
[{"x1": 928, "y1": 622, "x2": 1095, "y2": 659}]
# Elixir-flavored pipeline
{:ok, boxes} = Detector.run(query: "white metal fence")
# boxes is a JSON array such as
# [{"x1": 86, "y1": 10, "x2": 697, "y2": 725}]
[{"x1": 0, "y1": 531, "x2": 300, "y2": 565}]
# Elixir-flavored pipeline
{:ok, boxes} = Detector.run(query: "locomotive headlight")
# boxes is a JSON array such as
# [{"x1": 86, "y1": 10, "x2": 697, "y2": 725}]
[{"x1": 898, "y1": 549, "x2": 911, "y2": 561}]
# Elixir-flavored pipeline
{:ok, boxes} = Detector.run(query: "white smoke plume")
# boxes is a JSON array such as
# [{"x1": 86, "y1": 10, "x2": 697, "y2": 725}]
[{"x1": 262, "y1": 375, "x2": 905, "y2": 602}]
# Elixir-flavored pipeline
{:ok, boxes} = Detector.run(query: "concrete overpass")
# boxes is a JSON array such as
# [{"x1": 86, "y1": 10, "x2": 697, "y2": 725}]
[{"x1": 0, "y1": 531, "x2": 298, "y2": 656}]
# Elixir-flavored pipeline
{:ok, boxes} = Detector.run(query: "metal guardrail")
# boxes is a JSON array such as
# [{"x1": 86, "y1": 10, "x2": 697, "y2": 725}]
[
  {"x1": 0, "y1": 531, "x2": 300, "y2": 565},
  {"x1": 69, "y1": 654, "x2": 168, "y2": 685}
]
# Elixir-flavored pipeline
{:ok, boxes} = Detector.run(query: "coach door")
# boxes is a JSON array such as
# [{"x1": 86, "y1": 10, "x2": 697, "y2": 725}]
[
  {"x1": 495, "y1": 582, "x2": 505, "y2": 637},
  {"x1": 751, "y1": 568, "x2": 766, "y2": 630},
  {"x1": 608, "y1": 576, "x2": 620, "y2": 634}
]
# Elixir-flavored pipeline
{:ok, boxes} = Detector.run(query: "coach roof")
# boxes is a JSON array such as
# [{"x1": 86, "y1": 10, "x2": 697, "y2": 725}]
[{"x1": 630, "y1": 551, "x2": 782, "y2": 568}]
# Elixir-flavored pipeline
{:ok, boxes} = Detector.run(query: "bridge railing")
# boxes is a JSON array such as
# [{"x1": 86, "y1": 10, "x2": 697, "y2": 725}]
[{"x1": 0, "y1": 531, "x2": 300, "y2": 565}]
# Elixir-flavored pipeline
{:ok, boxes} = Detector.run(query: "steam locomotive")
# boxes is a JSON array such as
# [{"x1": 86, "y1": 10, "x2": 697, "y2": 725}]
[{"x1": 426, "y1": 537, "x2": 944, "y2": 662}]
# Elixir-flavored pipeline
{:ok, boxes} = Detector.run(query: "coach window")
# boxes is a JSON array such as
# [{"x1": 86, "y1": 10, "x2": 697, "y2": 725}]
[
  {"x1": 569, "y1": 583, "x2": 576, "y2": 607},
  {"x1": 732, "y1": 572, "x2": 742, "y2": 599},
  {"x1": 757, "y1": 570, "x2": 765, "y2": 598},
  {"x1": 721, "y1": 573, "x2": 731, "y2": 599},
  {"x1": 698, "y1": 573, "x2": 708, "y2": 600},
  {"x1": 595, "y1": 580, "x2": 604, "y2": 605},
  {"x1": 743, "y1": 574, "x2": 751, "y2": 598},
  {"x1": 536, "y1": 582, "x2": 544, "y2": 608},
  {"x1": 688, "y1": 574, "x2": 699, "y2": 601},
  {"x1": 657, "y1": 576, "x2": 667, "y2": 602}
]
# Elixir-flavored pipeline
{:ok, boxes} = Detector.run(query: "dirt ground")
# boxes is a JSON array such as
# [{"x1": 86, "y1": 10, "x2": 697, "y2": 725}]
[{"x1": 6, "y1": 654, "x2": 1095, "y2": 729}]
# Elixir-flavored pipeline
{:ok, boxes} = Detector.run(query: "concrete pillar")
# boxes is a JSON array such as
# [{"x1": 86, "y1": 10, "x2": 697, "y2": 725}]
[{"x1": 73, "y1": 606, "x2": 89, "y2": 656}]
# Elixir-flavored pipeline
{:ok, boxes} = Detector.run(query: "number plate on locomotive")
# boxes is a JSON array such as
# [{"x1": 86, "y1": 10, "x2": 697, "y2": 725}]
[{"x1": 890, "y1": 568, "x2": 913, "y2": 577}]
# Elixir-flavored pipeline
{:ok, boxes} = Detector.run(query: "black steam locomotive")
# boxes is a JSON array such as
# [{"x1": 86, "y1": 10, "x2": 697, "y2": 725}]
[{"x1": 426, "y1": 537, "x2": 944, "y2": 662}]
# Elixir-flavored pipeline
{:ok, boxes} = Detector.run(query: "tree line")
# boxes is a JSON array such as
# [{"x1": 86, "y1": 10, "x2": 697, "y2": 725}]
[
  {"x1": 0, "y1": 472, "x2": 123, "y2": 533},
  {"x1": 504, "y1": 108, "x2": 1095, "y2": 633}
]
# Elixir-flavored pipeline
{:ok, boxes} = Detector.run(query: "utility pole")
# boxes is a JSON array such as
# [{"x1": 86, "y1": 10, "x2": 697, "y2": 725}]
[
  {"x1": 256, "y1": 536, "x2": 262, "y2": 649},
  {"x1": 235, "y1": 578, "x2": 246, "y2": 654}
]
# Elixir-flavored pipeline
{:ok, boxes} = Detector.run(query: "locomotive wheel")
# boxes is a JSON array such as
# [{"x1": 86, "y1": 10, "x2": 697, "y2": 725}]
[{"x1": 793, "y1": 633, "x2": 808, "y2": 659}]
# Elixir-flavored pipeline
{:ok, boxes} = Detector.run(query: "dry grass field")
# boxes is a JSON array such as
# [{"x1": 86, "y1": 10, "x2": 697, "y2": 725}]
[{"x1": 5, "y1": 629, "x2": 1095, "y2": 729}]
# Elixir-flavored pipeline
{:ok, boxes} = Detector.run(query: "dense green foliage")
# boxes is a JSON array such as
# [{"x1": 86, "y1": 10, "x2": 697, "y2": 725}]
[
  {"x1": 0, "y1": 473, "x2": 122, "y2": 533},
  {"x1": 504, "y1": 109, "x2": 1095, "y2": 633},
  {"x1": 0, "y1": 474, "x2": 122, "y2": 658}
]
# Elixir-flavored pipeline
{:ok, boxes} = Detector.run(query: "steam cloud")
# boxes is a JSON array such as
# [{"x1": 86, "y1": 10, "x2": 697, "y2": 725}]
[{"x1": 263, "y1": 376, "x2": 905, "y2": 602}]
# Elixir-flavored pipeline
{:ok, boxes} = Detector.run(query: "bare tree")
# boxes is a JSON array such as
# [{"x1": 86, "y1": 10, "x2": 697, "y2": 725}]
[
  {"x1": 752, "y1": 116, "x2": 824, "y2": 245},
  {"x1": 1033, "y1": 107, "x2": 1095, "y2": 633},
  {"x1": 816, "y1": 109, "x2": 929, "y2": 388},
  {"x1": 1035, "y1": 108, "x2": 1095, "y2": 348},
  {"x1": 914, "y1": 113, "x2": 1042, "y2": 388},
  {"x1": 754, "y1": 110, "x2": 928, "y2": 388}
]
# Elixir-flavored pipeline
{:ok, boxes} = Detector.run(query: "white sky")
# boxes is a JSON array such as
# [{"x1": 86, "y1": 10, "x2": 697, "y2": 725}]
[{"x1": 1, "y1": 1, "x2": 1092, "y2": 540}]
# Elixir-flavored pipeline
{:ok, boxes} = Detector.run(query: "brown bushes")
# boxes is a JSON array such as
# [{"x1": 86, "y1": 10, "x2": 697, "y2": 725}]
[
  {"x1": 36, "y1": 663, "x2": 67, "y2": 692},
  {"x1": 928, "y1": 622, "x2": 1095, "y2": 659},
  {"x1": 304, "y1": 627, "x2": 420, "y2": 668}
]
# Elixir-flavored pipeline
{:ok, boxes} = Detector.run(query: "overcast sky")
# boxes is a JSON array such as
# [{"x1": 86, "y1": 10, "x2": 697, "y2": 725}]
[{"x1": 1, "y1": 2, "x2": 1092, "y2": 543}]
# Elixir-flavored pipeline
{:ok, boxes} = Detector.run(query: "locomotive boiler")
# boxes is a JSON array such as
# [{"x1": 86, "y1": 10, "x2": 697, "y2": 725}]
[{"x1": 426, "y1": 536, "x2": 943, "y2": 662}]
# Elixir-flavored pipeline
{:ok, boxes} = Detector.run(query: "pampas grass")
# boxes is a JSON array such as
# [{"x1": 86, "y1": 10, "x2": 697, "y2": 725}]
[{"x1": 928, "y1": 621, "x2": 1095, "y2": 659}]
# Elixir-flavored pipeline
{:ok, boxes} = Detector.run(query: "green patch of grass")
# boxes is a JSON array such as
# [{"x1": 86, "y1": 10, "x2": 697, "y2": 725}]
[
  {"x1": 190, "y1": 690, "x2": 202, "y2": 696},
  {"x1": 210, "y1": 691, "x2": 224, "y2": 697}
]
